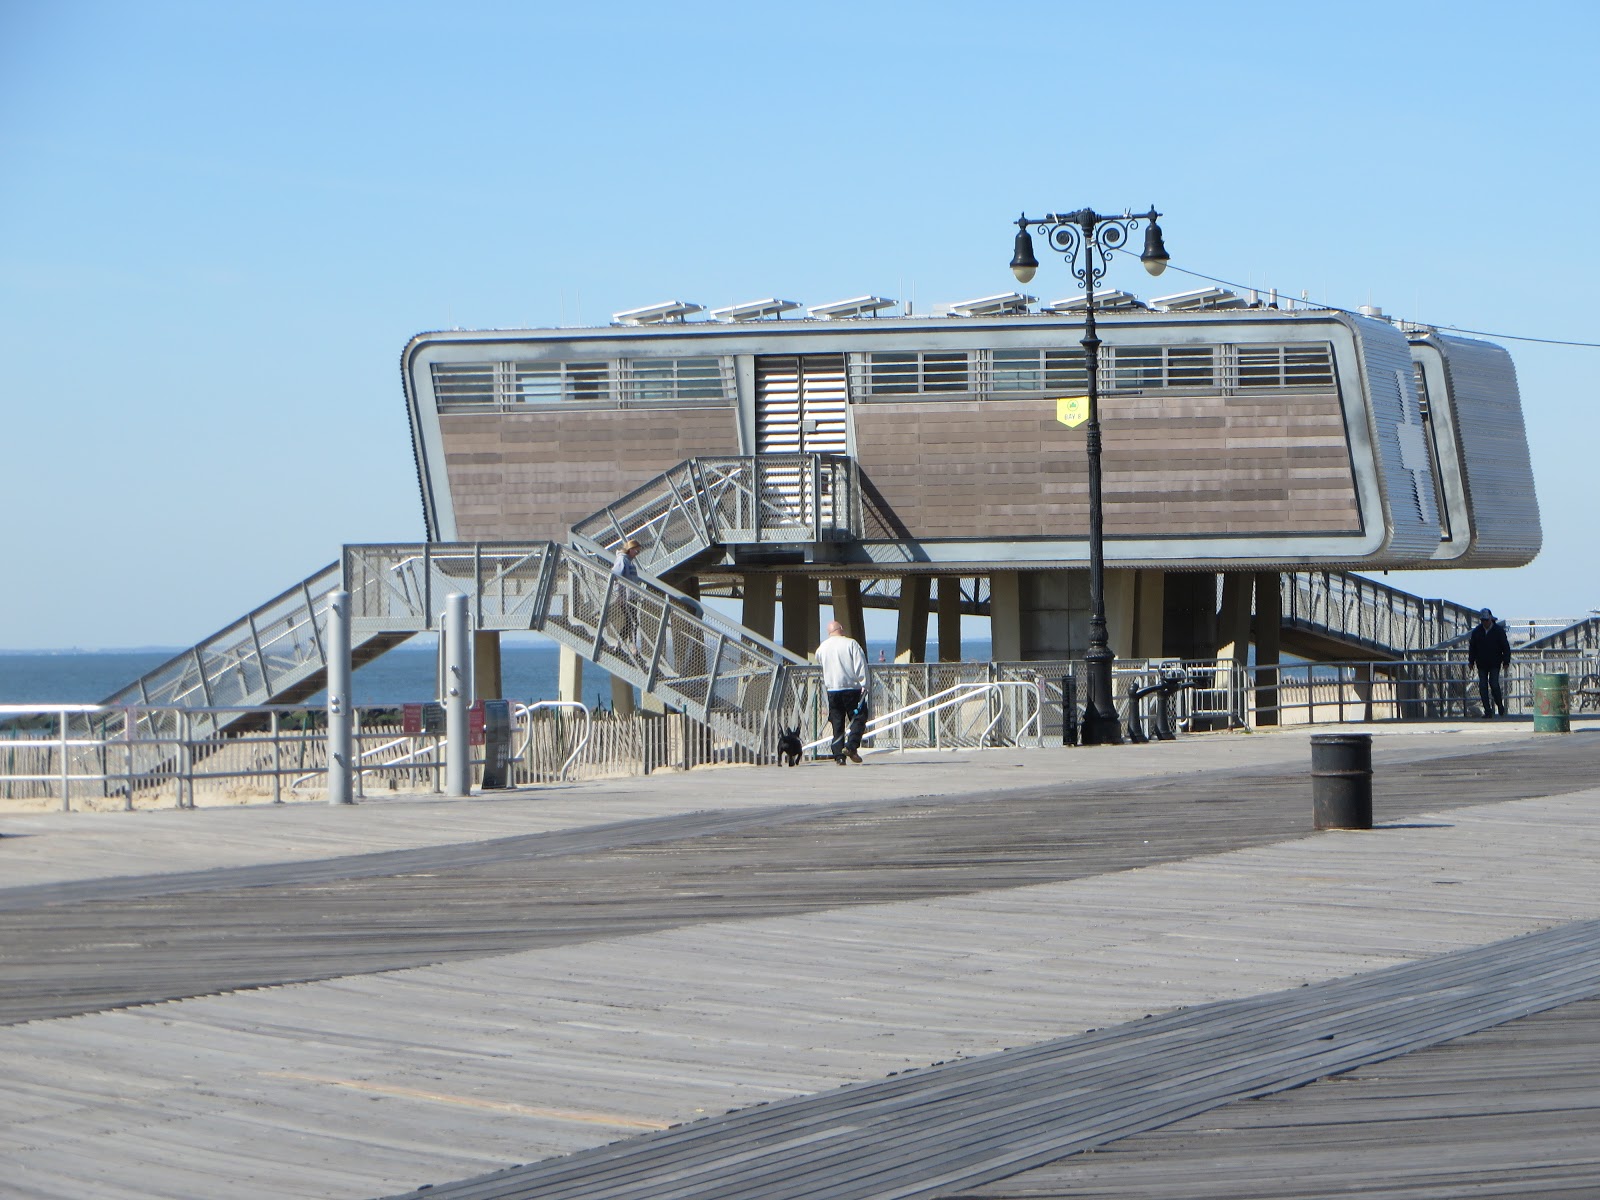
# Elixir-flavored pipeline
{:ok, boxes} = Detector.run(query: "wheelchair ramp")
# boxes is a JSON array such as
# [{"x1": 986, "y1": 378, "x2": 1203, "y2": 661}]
[{"x1": 1278, "y1": 571, "x2": 1485, "y2": 658}]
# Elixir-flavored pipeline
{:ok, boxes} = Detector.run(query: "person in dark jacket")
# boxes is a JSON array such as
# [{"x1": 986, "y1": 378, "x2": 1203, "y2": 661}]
[{"x1": 1468, "y1": 607, "x2": 1511, "y2": 718}]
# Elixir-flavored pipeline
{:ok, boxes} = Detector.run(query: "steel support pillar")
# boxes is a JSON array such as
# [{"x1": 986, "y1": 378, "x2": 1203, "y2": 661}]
[
  {"x1": 325, "y1": 589, "x2": 353, "y2": 806},
  {"x1": 444, "y1": 592, "x2": 471, "y2": 797}
]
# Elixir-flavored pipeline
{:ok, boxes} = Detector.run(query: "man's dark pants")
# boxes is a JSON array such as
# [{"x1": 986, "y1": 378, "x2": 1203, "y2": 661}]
[
  {"x1": 827, "y1": 688, "x2": 867, "y2": 761},
  {"x1": 1477, "y1": 666, "x2": 1505, "y2": 716}
]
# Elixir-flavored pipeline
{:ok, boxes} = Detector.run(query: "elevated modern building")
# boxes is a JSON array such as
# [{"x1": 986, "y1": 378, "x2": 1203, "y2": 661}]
[
  {"x1": 91, "y1": 289, "x2": 1549, "y2": 760},
  {"x1": 400, "y1": 293, "x2": 1540, "y2": 668}
]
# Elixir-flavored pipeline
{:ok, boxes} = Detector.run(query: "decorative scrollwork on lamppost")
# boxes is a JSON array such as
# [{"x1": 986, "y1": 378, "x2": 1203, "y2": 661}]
[{"x1": 1009, "y1": 207, "x2": 1170, "y2": 746}]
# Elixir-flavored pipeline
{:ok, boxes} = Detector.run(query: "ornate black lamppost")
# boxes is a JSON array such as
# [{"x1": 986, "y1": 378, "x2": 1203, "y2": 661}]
[{"x1": 1009, "y1": 207, "x2": 1170, "y2": 745}]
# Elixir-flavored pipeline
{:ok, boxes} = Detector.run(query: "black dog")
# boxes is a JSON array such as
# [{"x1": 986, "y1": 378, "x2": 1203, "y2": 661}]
[{"x1": 776, "y1": 726, "x2": 803, "y2": 767}]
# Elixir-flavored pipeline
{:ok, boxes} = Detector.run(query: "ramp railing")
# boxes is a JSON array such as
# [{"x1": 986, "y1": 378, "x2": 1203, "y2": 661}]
[
  {"x1": 1280, "y1": 571, "x2": 1485, "y2": 655},
  {"x1": 1518, "y1": 615, "x2": 1600, "y2": 654},
  {"x1": 802, "y1": 680, "x2": 1044, "y2": 757}
]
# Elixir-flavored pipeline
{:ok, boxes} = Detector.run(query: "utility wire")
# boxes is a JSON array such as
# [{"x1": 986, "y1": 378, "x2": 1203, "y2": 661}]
[{"x1": 1108, "y1": 251, "x2": 1600, "y2": 349}]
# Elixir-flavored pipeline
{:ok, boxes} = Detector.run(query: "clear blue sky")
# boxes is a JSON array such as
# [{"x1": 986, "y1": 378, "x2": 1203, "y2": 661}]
[{"x1": 2, "y1": 0, "x2": 1595, "y2": 650}]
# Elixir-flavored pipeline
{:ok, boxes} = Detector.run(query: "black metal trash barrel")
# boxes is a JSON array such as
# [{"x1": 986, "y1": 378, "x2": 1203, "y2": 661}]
[{"x1": 1311, "y1": 732, "x2": 1372, "y2": 830}]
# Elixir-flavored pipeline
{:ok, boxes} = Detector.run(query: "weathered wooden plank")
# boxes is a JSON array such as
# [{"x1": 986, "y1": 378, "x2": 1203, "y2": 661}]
[
  {"x1": 6, "y1": 737, "x2": 1598, "y2": 1026},
  {"x1": 387, "y1": 918, "x2": 1600, "y2": 1199},
  {"x1": 953, "y1": 999, "x2": 1600, "y2": 1198},
  {"x1": 6, "y1": 734, "x2": 1600, "y2": 1199}
]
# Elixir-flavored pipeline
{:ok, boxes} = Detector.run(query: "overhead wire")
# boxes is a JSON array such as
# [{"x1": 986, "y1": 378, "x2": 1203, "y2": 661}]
[{"x1": 1104, "y1": 249, "x2": 1600, "y2": 349}]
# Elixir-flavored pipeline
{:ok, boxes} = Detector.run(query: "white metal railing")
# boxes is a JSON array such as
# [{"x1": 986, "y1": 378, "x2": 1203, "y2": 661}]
[
  {"x1": 802, "y1": 680, "x2": 1043, "y2": 757},
  {"x1": 514, "y1": 700, "x2": 591, "y2": 782},
  {"x1": 343, "y1": 541, "x2": 813, "y2": 753},
  {"x1": 1169, "y1": 654, "x2": 1600, "y2": 729},
  {"x1": 568, "y1": 453, "x2": 860, "y2": 577},
  {"x1": 1, "y1": 703, "x2": 323, "y2": 811},
  {"x1": 0, "y1": 699, "x2": 599, "y2": 810}
]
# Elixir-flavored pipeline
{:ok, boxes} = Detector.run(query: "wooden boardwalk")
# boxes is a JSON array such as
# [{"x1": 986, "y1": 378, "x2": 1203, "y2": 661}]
[
  {"x1": 4, "y1": 736, "x2": 1596, "y2": 1026},
  {"x1": 387, "y1": 918, "x2": 1600, "y2": 1199},
  {"x1": 955, "y1": 997, "x2": 1600, "y2": 1198},
  {"x1": 2, "y1": 727, "x2": 1599, "y2": 1198}
]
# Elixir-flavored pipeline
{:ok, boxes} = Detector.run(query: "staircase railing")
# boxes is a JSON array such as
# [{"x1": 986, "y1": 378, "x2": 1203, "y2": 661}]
[
  {"x1": 93, "y1": 562, "x2": 408, "y2": 774},
  {"x1": 1279, "y1": 571, "x2": 1484, "y2": 655},
  {"x1": 343, "y1": 541, "x2": 813, "y2": 750},
  {"x1": 569, "y1": 453, "x2": 859, "y2": 575}
]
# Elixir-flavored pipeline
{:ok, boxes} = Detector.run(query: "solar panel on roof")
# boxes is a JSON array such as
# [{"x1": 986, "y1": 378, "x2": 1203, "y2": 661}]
[{"x1": 709, "y1": 299, "x2": 802, "y2": 321}]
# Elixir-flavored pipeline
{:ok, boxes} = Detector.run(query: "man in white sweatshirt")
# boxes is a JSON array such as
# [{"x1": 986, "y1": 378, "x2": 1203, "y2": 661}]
[{"x1": 816, "y1": 619, "x2": 869, "y2": 765}]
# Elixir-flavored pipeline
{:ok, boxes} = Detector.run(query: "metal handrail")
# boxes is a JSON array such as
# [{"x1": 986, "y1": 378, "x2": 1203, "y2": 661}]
[
  {"x1": 802, "y1": 680, "x2": 1043, "y2": 756},
  {"x1": 569, "y1": 453, "x2": 860, "y2": 577},
  {"x1": 1280, "y1": 571, "x2": 1484, "y2": 655},
  {"x1": 513, "y1": 700, "x2": 591, "y2": 781}
]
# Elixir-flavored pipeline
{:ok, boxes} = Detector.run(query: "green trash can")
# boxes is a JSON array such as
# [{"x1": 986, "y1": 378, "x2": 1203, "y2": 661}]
[{"x1": 1533, "y1": 672, "x2": 1570, "y2": 733}]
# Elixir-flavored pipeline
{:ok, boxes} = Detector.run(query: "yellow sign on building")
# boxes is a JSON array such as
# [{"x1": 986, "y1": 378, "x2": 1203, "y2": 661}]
[{"x1": 1055, "y1": 396, "x2": 1089, "y2": 428}]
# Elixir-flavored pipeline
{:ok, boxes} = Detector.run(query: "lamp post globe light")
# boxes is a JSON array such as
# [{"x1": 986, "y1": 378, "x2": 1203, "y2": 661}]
[{"x1": 1009, "y1": 207, "x2": 1169, "y2": 746}]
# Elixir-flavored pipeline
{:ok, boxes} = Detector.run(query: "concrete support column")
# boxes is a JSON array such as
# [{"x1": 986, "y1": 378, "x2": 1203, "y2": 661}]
[
  {"x1": 557, "y1": 644, "x2": 583, "y2": 704},
  {"x1": 472, "y1": 631, "x2": 502, "y2": 701},
  {"x1": 444, "y1": 592, "x2": 471, "y2": 797},
  {"x1": 611, "y1": 676, "x2": 637, "y2": 717},
  {"x1": 894, "y1": 576, "x2": 931, "y2": 663},
  {"x1": 325, "y1": 589, "x2": 353, "y2": 806},
  {"x1": 1017, "y1": 570, "x2": 1085, "y2": 661},
  {"x1": 1132, "y1": 570, "x2": 1165, "y2": 659},
  {"x1": 990, "y1": 571, "x2": 1021, "y2": 663},
  {"x1": 782, "y1": 574, "x2": 820, "y2": 658},
  {"x1": 742, "y1": 573, "x2": 777, "y2": 640},
  {"x1": 1105, "y1": 570, "x2": 1139, "y2": 662},
  {"x1": 937, "y1": 576, "x2": 964, "y2": 662},
  {"x1": 1216, "y1": 572, "x2": 1255, "y2": 666},
  {"x1": 832, "y1": 577, "x2": 865, "y2": 644},
  {"x1": 1253, "y1": 571, "x2": 1282, "y2": 727},
  {"x1": 1354, "y1": 662, "x2": 1375, "y2": 723}
]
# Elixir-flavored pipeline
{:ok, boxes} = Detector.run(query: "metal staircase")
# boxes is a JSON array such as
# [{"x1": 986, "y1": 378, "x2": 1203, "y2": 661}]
[
  {"x1": 342, "y1": 541, "x2": 812, "y2": 748},
  {"x1": 97, "y1": 564, "x2": 409, "y2": 753},
  {"x1": 97, "y1": 454, "x2": 860, "y2": 757},
  {"x1": 569, "y1": 453, "x2": 857, "y2": 576},
  {"x1": 97, "y1": 444, "x2": 1575, "y2": 766}
]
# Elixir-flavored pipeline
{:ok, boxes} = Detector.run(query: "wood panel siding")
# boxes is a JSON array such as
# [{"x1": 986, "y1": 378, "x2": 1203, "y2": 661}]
[
  {"x1": 853, "y1": 394, "x2": 1361, "y2": 540},
  {"x1": 439, "y1": 407, "x2": 737, "y2": 541}
]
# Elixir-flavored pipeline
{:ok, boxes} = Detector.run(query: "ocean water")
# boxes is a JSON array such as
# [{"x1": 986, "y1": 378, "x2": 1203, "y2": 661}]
[
  {"x1": 0, "y1": 642, "x2": 568, "y2": 708},
  {"x1": 0, "y1": 638, "x2": 992, "y2": 708}
]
